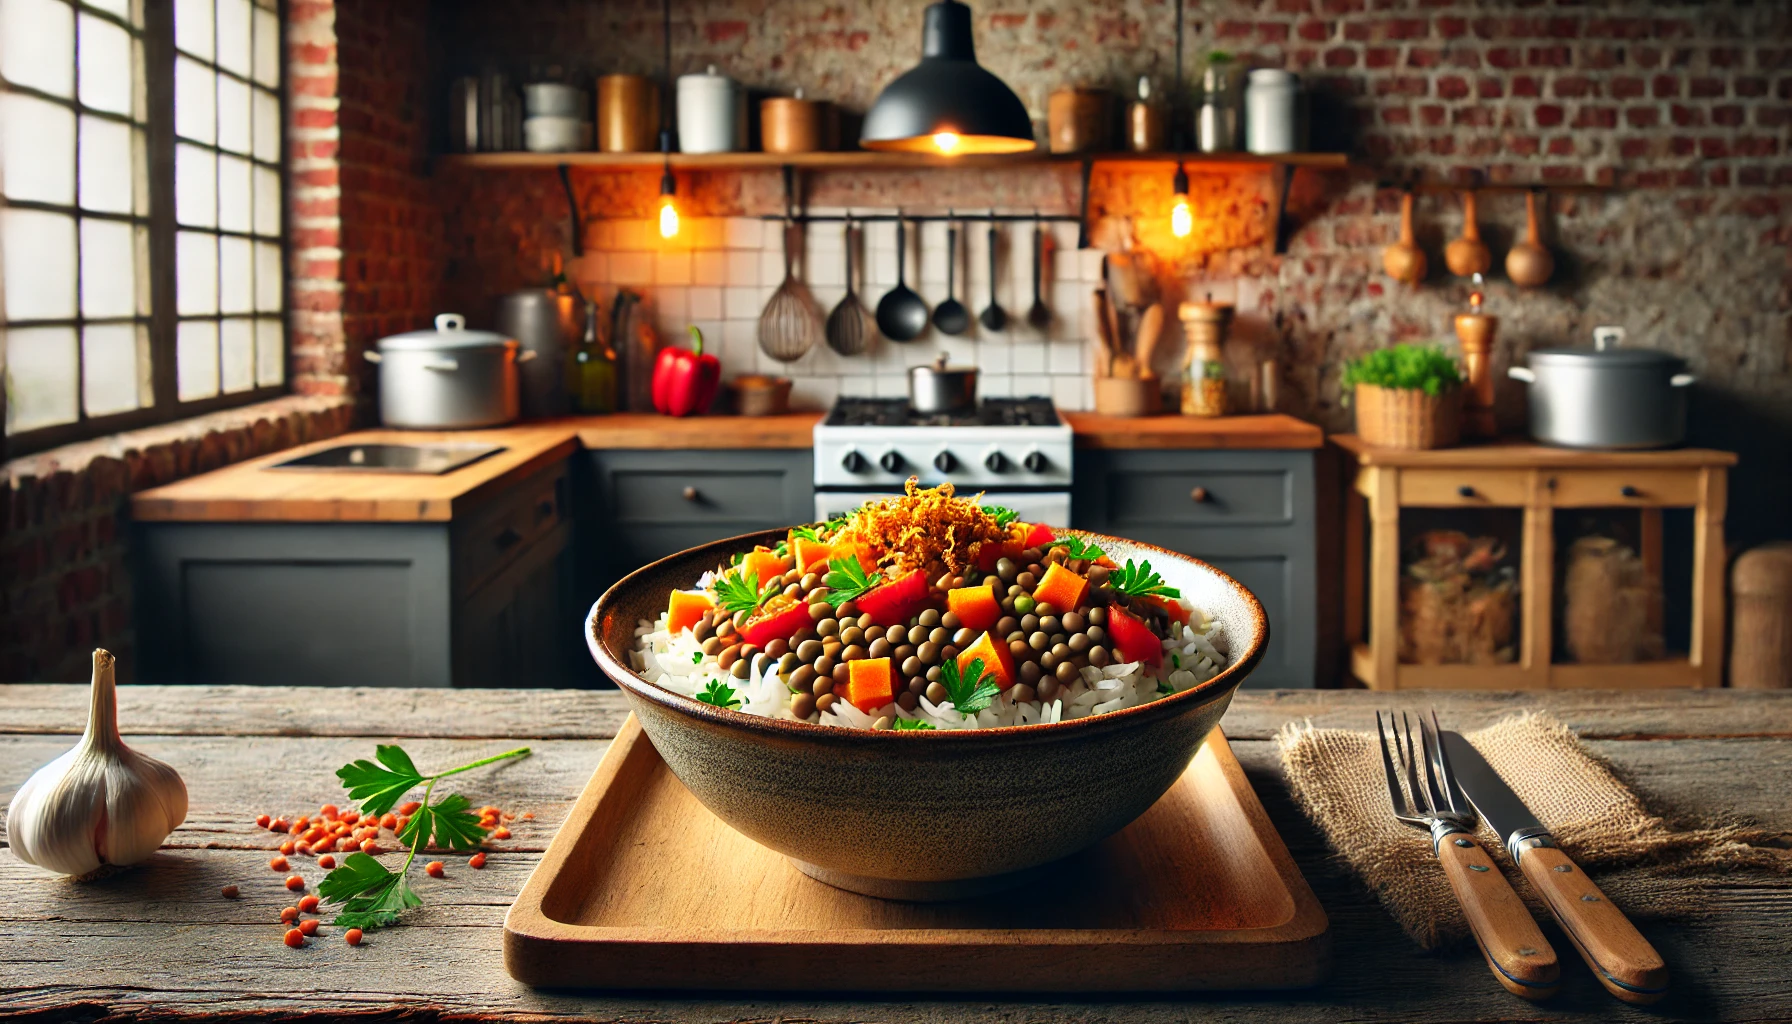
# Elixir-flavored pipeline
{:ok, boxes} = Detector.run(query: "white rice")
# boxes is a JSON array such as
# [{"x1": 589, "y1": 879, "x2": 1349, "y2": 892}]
[{"x1": 628, "y1": 600, "x2": 1228, "y2": 732}]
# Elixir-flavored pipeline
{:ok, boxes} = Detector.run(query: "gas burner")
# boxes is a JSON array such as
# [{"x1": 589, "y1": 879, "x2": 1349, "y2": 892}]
[{"x1": 823, "y1": 396, "x2": 1061, "y2": 428}]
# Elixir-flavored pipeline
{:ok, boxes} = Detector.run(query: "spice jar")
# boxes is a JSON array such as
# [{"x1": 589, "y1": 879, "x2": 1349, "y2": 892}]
[
  {"x1": 1126, "y1": 76, "x2": 1165, "y2": 152},
  {"x1": 597, "y1": 74, "x2": 659, "y2": 153},
  {"x1": 1179, "y1": 300, "x2": 1234, "y2": 417},
  {"x1": 1048, "y1": 86, "x2": 1109, "y2": 153},
  {"x1": 1197, "y1": 60, "x2": 1240, "y2": 153},
  {"x1": 676, "y1": 65, "x2": 739, "y2": 154}
]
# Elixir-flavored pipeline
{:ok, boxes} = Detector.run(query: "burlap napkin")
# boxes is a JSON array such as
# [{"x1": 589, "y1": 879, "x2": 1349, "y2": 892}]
[{"x1": 1278, "y1": 711, "x2": 1791, "y2": 949}]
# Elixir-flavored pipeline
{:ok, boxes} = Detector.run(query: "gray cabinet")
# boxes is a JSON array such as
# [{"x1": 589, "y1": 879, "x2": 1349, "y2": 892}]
[
  {"x1": 1073, "y1": 449, "x2": 1317, "y2": 688},
  {"x1": 584, "y1": 448, "x2": 814, "y2": 586},
  {"x1": 137, "y1": 461, "x2": 580, "y2": 688}
]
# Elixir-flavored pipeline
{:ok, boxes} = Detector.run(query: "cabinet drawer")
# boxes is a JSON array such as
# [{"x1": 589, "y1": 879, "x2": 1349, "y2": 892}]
[
  {"x1": 455, "y1": 464, "x2": 568, "y2": 596},
  {"x1": 1398, "y1": 469, "x2": 1529, "y2": 507},
  {"x1": 1548, "y1": 469, "x2": 1699, "y2": 507},
  {"x1": 611, "y1": 468, "x2": 794, "y2": 525}
]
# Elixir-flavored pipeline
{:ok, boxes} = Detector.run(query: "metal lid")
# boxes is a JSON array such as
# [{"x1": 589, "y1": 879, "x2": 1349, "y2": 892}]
[
  {"x1": 911, "y1": 353, "x2": 977, "y2": 375},
  {"x1": 1527, "y1": 326, "x2": 1683, "y2": 369},
  {"x1": 378, "y1": 313, "x2": 517, "y2": 352}
]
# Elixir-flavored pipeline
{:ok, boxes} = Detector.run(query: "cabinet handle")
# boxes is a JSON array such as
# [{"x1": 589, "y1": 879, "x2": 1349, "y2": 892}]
[
  {"x1": 1458, "y1": 485, "x2": 1477, "y2": 498},
  {"x1": 494, "y1": 527, "x2": 522, "y2": 550},
  {"x1": 1620, "y1": 485, "x2": 1640, "y2": 498},
  {"x1": 535, "y1": 499, "x2": 555, "y2": 521},
  {"x1": 682, "y1": 486, "x2": 700, "y2": 502},
  {"x1": 1190, "y1": 486, "x2": 1211, "y2": 503}
]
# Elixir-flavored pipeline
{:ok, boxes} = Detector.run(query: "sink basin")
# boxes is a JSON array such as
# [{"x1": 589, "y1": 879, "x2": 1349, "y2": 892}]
[{"x1": 269, "y1": 442, "x2": 507, "y2": 475}]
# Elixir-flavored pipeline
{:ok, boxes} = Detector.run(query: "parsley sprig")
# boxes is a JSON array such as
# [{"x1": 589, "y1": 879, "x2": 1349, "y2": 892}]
[
  {"x1": 321, "y1": 744, "x2": 530, "y2": 930},
  {"x1": 695, "y1": 680, "x2": 742, "y2": 709},
  {"x1": 983, "y1": 505, "x2": 1020, "y2": 528},
  {"x1": 1059, "y1": 535, "x2": 1106, "y2": 561},
  {"x1": 893, "y1": 718, "x2": 936, "y2": 731},
  {"x1": 940, "y1": 657, "x2": 1001, "y2": 715},
  {"x1": 1109, "y1": 558, "x2": 1181, "y2": 600},
  {"x1": 822, "y1": 555, "x2": 883, "y2": 607},
  {"x1": 712, "y1": 569, "x2": 776, "y2": 616}
]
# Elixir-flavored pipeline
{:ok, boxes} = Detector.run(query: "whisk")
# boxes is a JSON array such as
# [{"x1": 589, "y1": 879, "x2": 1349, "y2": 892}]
[{"x1": 758, "y1": 219, "x2": 821, "y2": 363}]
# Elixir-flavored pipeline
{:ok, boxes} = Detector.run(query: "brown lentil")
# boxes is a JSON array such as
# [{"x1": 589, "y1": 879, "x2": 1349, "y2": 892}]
[
  {"x1": 1016, "y1": 571, "x2": 1037, "y2": 588},
  {"x1": 730, "y1": 658, "x2": 750, "y2": 679},
  {"x1": 832, "y1": 662, "x2": 852, "y2": 685},
  {"x1": 917, "y1": 640, "x2": 942, "y2": 664},
  {"x1": 800, "y1": 572, "x2": 820, "y2": 590},
  {"x1": 906, "y1": 676, "x2": 927, "y2": 694},
  {"x1": 1068, "y1": 633, "x2": 1092, "y2": 653},
  {"x1": 1088, "y1": 606, "x2": 1108, "y2": 626},
  {"x1": 897, "y1": 691, "x2": 921, "y2": 711},
  {"x1": 815, "y1": 692, "x2": 837, "y2": 712},
  {"x1": 1087, "y1": 625, "x2": 1107, "y2": 645},
  {"x1": 716, "y1": 644, "x2": 742, "y2": 669},
  {"x1": 1028, "y1": 631, "x2": 1050, "y2": 650},
  {"x1": 790, "y1": 692, "x2": 816, "y2": 718},
  {"x1": 872, "y1": 716, "x2": 893, "y2": 730},
  {"x1": 811, "y1": 676, "x2": 834, "y2": 696},
  {"x1": 796, "y1": 639, "x2": 823, "y2": 661},
  {"x1": 1062, "y1": 611, "x2": 1086, "y2": 633},
  {"x1": 816, "y1": 617, "x2": 839, "y2": 637},
  {"x1": 1056, "y1": 660, "x2": 1080, "y2": 683},
  {"x1": 790, "y1": 664, "x2": 815, "y2": 690},
  {"x1": 940, "y1": 610, "x2": 962, "y2": 629},
  {"x1": 813, "y1": 654, "x2": 835, "y2": 678},
  {"x1": 926, "y1": 665, "x2": 944, "y2": 682},
  {"x1": 835, "y1": 600, "x2": 858, "y2": 618},
  {"x1": 715, "y1": 618, "x2": 738, "y2": 639},
  {"x1": 838, "y1": 625, "x2": 864, "y2": 646},
  {"x1": 823, "y1": 639, "x2": 844, "y2": 659},
  {"x1": 1019, "y1": 660, "x2": 1043, "y2": 684},
  {"x1": 764, "y1": 637, "x2": 789, "y2": 658},
  {"x1": 901, "y1": 655, "x2": 923, "y2": 677},
  {"x1": 848, "y1": 642, "x2": 873, "y2": 661},
  {"x1": 1040, "y1": 651, "x2": 1059, "y2": 671},
  {"x1": 1009, "y1": 683, "x2": 1037, "y2": 703},
  {"x1": 925, "y1": 681, "x2": 949, "y2": 703},
  {"x1": 1088, "y1": 645, "x2": 1111, "y2": 667},
  {"x1": 856, "y1": 612, "x2": 876, "y2": 630},
  {"x1": 1009, "y1": 639, "x2": 1031, "y2": 660},
  {"x1": 809, "y1": 602, "x2": 832, "y2": 621},
  {"x1": 1038, "y1": 677, "x2": 1061, "y2": 701},
  {"x1": 918, "y1": 608, "x2": 941, "y2": 627}
]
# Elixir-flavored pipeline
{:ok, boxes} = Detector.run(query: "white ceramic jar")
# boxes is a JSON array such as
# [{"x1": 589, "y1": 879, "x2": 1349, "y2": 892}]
[
  {"x1": 676, "y1": 65, "x2": 740, "y2": 153},
  {"x1": 1244, "y1": 69, "x2": 1299, "y2": 154}
]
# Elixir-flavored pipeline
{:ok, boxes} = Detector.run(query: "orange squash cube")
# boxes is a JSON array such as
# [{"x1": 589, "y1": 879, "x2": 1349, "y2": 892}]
[
  {"x1": 843, "y1": 657, "x2": 896, "y2": 712},
  {"x1": 1033, "y1": 562, "x2": 1089, "y2": 613},
  {"x1": 740, "y1": 547, "x2": 791, "y2": 586},
  {"x1": 957, "y1": 631, "x2": 1016, "y2": 690},
  {"x1": 666, "y1": 589, "x2": 716, "y2": 634},
  {"x1": 792, "y1": 536, "x2": 835, "y2": 573},
  {"x1": 946, "y1": 585, "x2": 1002, "y2": 633}
]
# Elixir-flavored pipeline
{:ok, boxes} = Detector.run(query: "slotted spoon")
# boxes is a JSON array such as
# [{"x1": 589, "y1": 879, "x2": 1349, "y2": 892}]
[
  {"x1": 825, "y1": 219, "x2": 871, "y2": 356},
  {"x1": 758, "y1": 218, "x2": 820, "y2": 363}
]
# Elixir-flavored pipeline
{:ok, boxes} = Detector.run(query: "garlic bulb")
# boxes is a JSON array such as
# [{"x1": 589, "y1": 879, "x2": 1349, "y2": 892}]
[{"x1": 7, "y1": 649, "x2": 188, "y2": 877}]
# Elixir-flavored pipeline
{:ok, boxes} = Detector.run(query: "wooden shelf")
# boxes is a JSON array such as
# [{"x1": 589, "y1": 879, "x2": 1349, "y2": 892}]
[{"x1": 436, "y1": 150, "x2": 1351, "y2": 172}]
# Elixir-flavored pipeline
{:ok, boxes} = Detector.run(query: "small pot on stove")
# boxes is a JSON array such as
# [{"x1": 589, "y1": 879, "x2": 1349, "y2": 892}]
[{"x1": 908, "y1": 354, "x2": 979, "y2": 416}]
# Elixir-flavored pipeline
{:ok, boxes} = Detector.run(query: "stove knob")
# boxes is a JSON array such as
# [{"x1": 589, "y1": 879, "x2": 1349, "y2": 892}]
[
  {"x1": 841, "y1": 449, "x2": 867, "y2": 473},
  {"x1": 984, "y1": 449, "x2": 1008, "y2": 472},
  {"x1": 934, "y1": 450, "x2": 956, "y2": 473},
  {"x1": 879, "y1": 450, "x2": 905, "y2": 473},
  {"x1": 1022, "y1": 449, "x2": 1050, "y2": 473}
]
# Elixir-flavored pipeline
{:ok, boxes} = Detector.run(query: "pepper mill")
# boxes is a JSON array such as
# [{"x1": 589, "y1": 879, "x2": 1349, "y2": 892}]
[{"x1": 1453, "y1": 277, "x2": 1498, "y2": 439}]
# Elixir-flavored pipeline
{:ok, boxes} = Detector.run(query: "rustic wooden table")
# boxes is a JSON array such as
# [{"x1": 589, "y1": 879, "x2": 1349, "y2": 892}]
[{"x1": 3, "y1": 686, "x2": 1788, "y2": 1023}]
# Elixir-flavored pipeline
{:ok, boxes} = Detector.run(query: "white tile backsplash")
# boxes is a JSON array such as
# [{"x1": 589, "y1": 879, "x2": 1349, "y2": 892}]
[{"x1": 583, "y1": 215, "x2": 1099, "y2": 410}]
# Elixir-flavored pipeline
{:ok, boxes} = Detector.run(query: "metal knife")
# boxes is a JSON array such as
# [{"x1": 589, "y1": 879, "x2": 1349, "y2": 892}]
[{"x1": 1441, "y1": 730, "x2": 1668, "y2": 1005}]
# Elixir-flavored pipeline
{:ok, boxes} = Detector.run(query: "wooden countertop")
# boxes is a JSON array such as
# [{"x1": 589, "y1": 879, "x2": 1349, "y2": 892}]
[
  {"x1": 568, "y1": 412, "x2": 821, "y2": 449},
  {"x1": 1331, "y1": 434, "x2": 1740, "y2": 467},
  {"x1": 130, "y1": 426, "x2": 580, "y2": 523},
  {"x1": 2, "y1": 685, "x2": 1786, "y2": 1022},
  {"x1": 1065, "y1": 412, "x2": 1323, "y2": 450}
]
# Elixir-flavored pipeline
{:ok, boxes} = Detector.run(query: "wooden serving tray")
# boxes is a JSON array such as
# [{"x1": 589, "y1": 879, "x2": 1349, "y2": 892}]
[{"x1": 504, "y1": 714, "x2": 1330, "y2": 992}]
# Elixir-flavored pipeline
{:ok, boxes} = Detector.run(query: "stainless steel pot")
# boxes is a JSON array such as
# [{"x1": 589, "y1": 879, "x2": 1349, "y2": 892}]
[
  {"x1": 367, "y1": 313, "x2": 535, "y2": 429},
  {"x1": 908, "y1": 354, "x2": 978, "y2": 415},
  {"x1": 1507, "y1": 327, "x2": 1694, "y2": 449}
]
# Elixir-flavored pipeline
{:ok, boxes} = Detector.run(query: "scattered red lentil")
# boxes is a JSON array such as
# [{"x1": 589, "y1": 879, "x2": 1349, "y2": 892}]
[
  {"x1": 320, "y1": 804, "x2": 339, "y2": 819},
  {"x1": 255, "y1": 814, "x2": 271, "y2": 829},
  {"x1": 520, "y1": 812, "x2": 534, "y2": 820},
  {"x1": 478, "y1": 805, "x2": 499, "y2": 817},
  {"x1": 395, "y1": 816, "x2": 410, "y2": 832},
  {"x1": 295, "y1": 842, "x2": 312, "y2": 856},
  {"x1": 318, "y1": 854, "x2": 336, "y2": 869},
  {"x1": 283, "y1": 928, "x2": 305, "y2": 948},
  {"x1": 298, "y1": 894, "x2": 320, "y2": 913},
  {"x1": 425, "y1": 861, "x2": 445, "y2": 878},
  {"x1": 269, "y1": 855, "x2": 289, "y2": 872},
  {"x1": 298, "y1": 919, "x2": 319, "y2": 936},
  {"x1": 340, "y1": 811, "x2": 359, "y2": 825},
  {"x1": 270, "y1": 817, "x2": 290, "y2": 831},
  {"x1": 491, "y1": 827, "x2": 511, "y2": 840},
  {"x1": 359, "y1": 840, "x2": 380, "y2": 854},
  {"x1": 468, "y1": 852, "x2": 487, "y2": 869},
  {"x1": 278, "y1": 840, "x2": 295, "y2": 856},
  {"x1": 345, "y1": 928, "x2": 364, "y2": 946},
  {"x1": 294, "y1": 816, "x2": 310, "y2": 831},
  {"x1": 221, "y1": 885, "x2": 240, "y2": 898},
  {"x1": 314, "y1": 837, "x2": 335, "y2": 854},
  {"x1": 284, "y1": 875, "x2": 305, "y2": 892},
  {"x1": 379, "y1": 813, "x2": 398, "y2": 830},
  {"x1": 280, "y1": 907, "x2": 299, "y2": 924},
  {"x1": 398, "y1": 801, "x2": 421, "y2": 815}
]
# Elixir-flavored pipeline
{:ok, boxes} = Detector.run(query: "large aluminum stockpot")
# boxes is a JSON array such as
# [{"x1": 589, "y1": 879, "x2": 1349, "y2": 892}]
[
  {"x1": 367, "y1": 314, "x2": 534, "y2": 429},
  {"x1": 908, "y1": 353, "x2": 978, "y2": 416},
  {"x1": 1507, "y1": 327, "x2": 1694, "y2": 450}
]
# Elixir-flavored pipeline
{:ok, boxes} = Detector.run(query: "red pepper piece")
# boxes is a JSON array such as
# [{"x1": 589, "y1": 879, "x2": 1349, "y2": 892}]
[
  {"x1": 856, "y1": 570, "x2": 931, "y2": 627},
  {"x1": 1106, "y1": 603, "x2": 1163, "y2": 668},
  {"x1": 651, "y1": 326, "x2": 722, "y2": 417},
  {"x1": 738, "y1": 601, "x2": 812, "y2": 648},
  {"x1": 1023, "y1": 522, "x2": 1056, "y2": 549}
]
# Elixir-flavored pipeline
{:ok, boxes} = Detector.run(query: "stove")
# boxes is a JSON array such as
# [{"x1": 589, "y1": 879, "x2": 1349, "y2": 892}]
[{"x1": 812, "y1": 396, "x2": 1074, "y2": 524}]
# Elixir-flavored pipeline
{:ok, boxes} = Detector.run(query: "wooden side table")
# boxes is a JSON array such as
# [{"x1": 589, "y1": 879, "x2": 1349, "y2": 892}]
[{"x1": 1332, "y1": 436, "x2": 1738, "y2": 690}]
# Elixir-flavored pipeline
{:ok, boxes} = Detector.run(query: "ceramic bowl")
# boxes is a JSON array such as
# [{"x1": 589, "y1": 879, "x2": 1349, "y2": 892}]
[{"x1": 586, "y1": 528, "x2": 1268, "y2": 901}]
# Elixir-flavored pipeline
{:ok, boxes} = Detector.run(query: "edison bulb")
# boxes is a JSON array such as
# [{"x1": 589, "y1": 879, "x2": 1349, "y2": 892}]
[
  {"x1": 658, "y1": 196, "x2": 680, "y2": 239},
  {"x1": 1170, "y1": 196, "x2": 1192, "y2": 239},
  {"x1": 932, "y1": 131, "x2": 962, "y2": 155}
]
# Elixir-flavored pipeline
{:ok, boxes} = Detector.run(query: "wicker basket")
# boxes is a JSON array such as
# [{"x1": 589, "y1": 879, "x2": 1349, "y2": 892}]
[{"x1": 1354, "y1": 383, "x2": 1462, "y2": 450}]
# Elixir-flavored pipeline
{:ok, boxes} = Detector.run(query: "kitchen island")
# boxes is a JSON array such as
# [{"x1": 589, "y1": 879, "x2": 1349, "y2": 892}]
[{"x1": 2, "y1": 686, "x2": 1786, "y2": 1023}]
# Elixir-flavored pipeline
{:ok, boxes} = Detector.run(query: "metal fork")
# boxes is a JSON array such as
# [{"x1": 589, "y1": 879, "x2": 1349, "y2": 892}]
[{"x1": 1377, "y1": 710, "x2": 1561, "y2": 1000}]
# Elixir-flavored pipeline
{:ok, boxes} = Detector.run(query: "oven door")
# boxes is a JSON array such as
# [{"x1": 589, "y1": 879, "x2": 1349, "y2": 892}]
[{"x1": 814, "y1": 490, "x2": 1071, "y2": 527}]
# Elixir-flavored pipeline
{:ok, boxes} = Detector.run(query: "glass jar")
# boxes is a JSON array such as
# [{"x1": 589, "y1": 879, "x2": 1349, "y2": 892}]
[{"x1": 1179, "y1": 300, "x2": 1234, "y2": 417}]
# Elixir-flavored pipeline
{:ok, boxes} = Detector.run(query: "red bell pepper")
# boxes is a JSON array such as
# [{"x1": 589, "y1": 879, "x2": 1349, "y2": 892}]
[
  {"x1": 651, "y1": 326, "x2": 721, "y2": 417},
  {"x1": 1106, "y1": 603, "x2": 1164, "y2": 668},
  {"x1": 1023, "y1": 522, "x2": 1056, "y2": 549},
  {"x1": 856, "y1": 569, "x2": 931, "y2": 627},
  {"x1": 738, "y1": 600, "x2": 812, "y2": 649}
]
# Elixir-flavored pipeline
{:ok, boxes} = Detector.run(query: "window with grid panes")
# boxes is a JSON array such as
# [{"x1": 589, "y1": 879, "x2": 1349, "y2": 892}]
[{"x1": 0, "y1": 0, "x2": 285, "y2": 456}]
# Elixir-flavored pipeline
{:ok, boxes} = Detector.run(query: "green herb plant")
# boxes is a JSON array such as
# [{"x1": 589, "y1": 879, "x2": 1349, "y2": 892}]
[
  {"x1": 1109, "y1": 559, "x2": 1181, "y2": 600},
  {"x1": 320, "y1": 744, "x2": 530, "y2": 930},
  {"x1": 940, "y1": 657, "x2": 1000, "y2": 715},
  {"x1": 1339, "y1": 344, "x2": 1464, "y2": 403},
  {"x1": 822, "y1": 555, "x2": 883, "y2": 607}
]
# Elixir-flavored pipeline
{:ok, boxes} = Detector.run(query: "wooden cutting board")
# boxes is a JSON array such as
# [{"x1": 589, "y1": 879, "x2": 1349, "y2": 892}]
[{"x1": 504, "y1": 714, "x2": 1330, "y2": 992}]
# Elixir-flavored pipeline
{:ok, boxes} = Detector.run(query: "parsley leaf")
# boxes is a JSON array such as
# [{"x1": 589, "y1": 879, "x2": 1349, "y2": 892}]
[
  {"x1": 822, "y1": 555, "x2": 883, "y2": 607},
  {"x1": 692, "y1": 651, "x2": 703, "y2": 664},
  {"x1": 319, "y1": 852, "x2": 422, "y2": 931},
  {"x1": 984, "y1": 505, "x2": 1020, "y2": 527},
  {"x1": 893, "y1": 718, "x2": 936, "y2": 731},
  {"x1": 1109, "y1": 558, "x2": 1181, "y2": 600},
  {"x1": 336, "y1": 745, "x2": 427, "y2": 816},
  {"x1": 398, "y1": 792, "x2": 487, "y2": 852},
  {"x1": 1157, "y1": 680, "x2": 1176, "y2": 696},
  {"x1": 712, "y1": 569, "x2": 776, "y2": 616},
  {"x1": 696, "y1": 680, "x2": 742, "y2": 709},
  {"x1": 1060, "y1": 535, "x2": 1106, "y2": 561},
  {"x1": 940, "y1": 657, "x2": 1001, "y2": 714}
]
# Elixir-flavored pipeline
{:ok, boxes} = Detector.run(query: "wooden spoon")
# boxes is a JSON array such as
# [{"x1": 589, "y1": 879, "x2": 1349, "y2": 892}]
[
  {"x1": 1382, "y1": 191, "x2": 1426, "y2": 285},
  {"x1": 1134, "y1": 303, "x2": 1165, "y2": 380},
  {"x1": 1506, "y1": 190, "x2": 1554, "y2": 288},
  {"x1": 1445, "y1": 190, "x2": 1491, "y2": 277}
]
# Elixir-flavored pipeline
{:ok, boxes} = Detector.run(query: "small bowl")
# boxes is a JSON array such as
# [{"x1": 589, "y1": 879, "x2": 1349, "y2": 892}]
[
  {"x1": 586, "y1": 528, "x2": 1268, "y2": 901},
  {"x1": 726, "y1": 374, "x2": 792, "y2": 416},
  {"x1": 523, "y1": 82, "x2": 585, "y2": 118},
  {"x1": 523, "y1": 116, "x2": 591, "y2": 153}
]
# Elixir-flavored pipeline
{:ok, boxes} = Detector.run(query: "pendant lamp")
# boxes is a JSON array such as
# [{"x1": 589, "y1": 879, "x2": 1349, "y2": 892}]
[{"x1": 860, "y1": 0, "x2": 1035, "y2": 155}]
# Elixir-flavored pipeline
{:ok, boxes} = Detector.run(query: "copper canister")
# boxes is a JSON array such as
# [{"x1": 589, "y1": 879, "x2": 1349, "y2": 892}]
[
  {"x1": 596, "y1": 74, "x2": 659, "y2": 153},
  {"x1": 1047, "y1": 87, "x2": 1109, "y2": 154},
  {"x1": 1127, "y1": 100, "x2": 1165, "y2": 152},
  {"x1": 761, "y1": 96, "x2": 825, "y2": 153}
]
